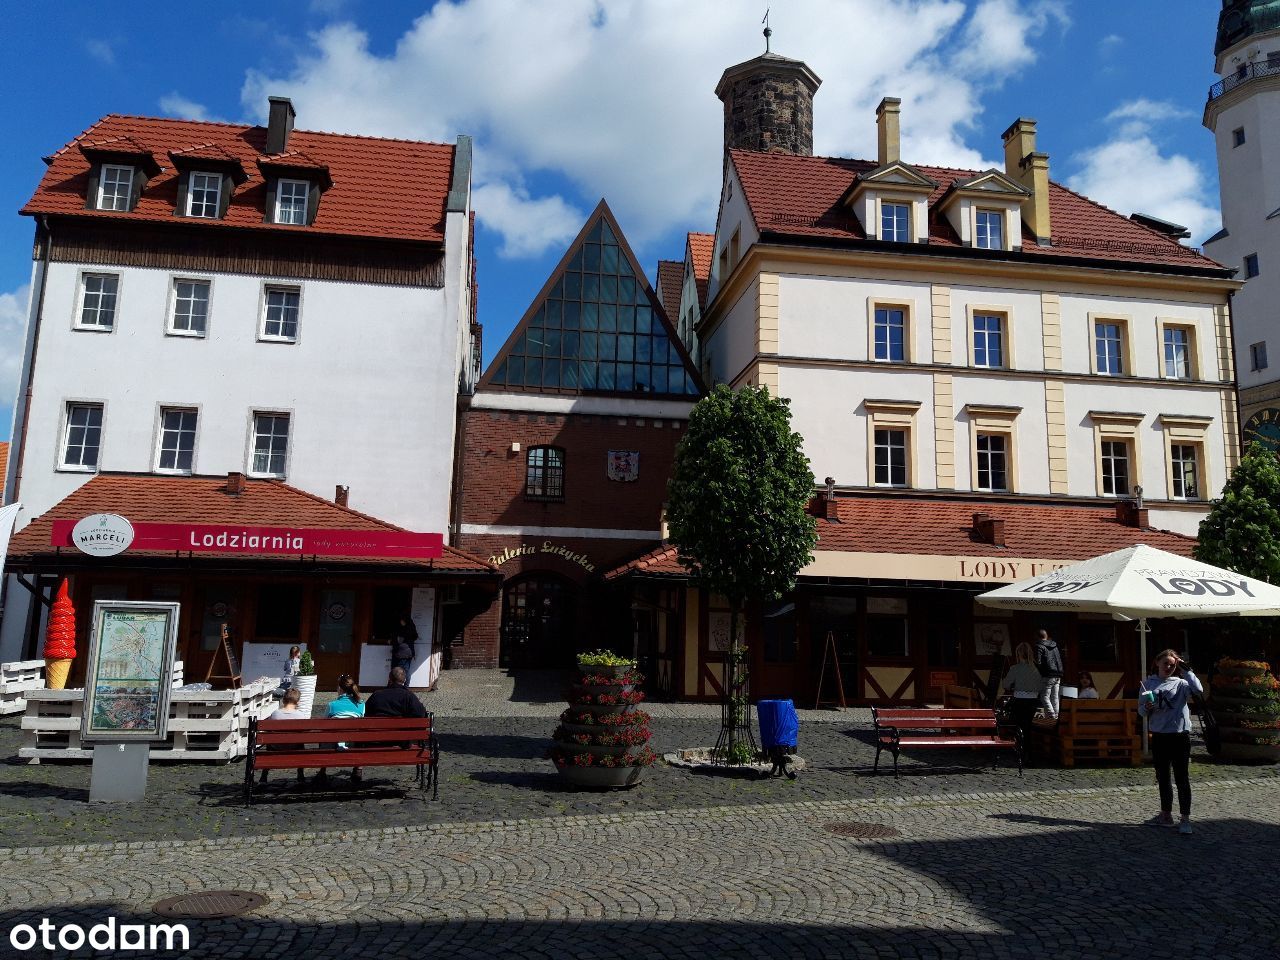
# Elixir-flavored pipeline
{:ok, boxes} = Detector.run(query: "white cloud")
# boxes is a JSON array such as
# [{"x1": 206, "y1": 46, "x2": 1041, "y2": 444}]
[
  {"x1": 158, "y1": 94, "x2": 229, "y2": 124},
  {"x1": 1098, "y1": 33, "x2": 1123, "y2": 54},
  {"x1": 0, "y1": 285, "x2": 30, "y2": 418},
  {"x1": 84, "y1": 40, "x2": 115, "y2": 66},
  {"x1": 473, "y1": 182, "x2": 583, "y2": 259},
  {"x1": 238, "y1": 0, "x2": 1068, "y2": 258},
  {"x1": 1068, "y1": 99, "x2": 1219, "y2": 242}
]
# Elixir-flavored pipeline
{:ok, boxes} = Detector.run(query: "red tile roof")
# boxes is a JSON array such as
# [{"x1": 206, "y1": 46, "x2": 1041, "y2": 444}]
[
  {"x1": 655, "y1": 259, "x2": 685, "y2": 324},
  {"x1": 687, "y1": 232, "x2": 714, "y2": 308},
  {"x1": 23, "y1": 115, "x2": 456, "y2": 244},
  {"x1": 604, "y1": 496, "x2": 1196, "y2": 580},
  {"x1": 7, "y1": 473, "x2": 496, "y2": 573},
  {"x1": 729, "y1": 149, "x2": 1226, "y2": 273}
]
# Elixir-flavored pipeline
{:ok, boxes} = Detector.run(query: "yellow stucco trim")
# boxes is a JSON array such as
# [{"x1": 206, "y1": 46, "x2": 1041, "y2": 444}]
[
  {"x1": 1041, "y1": 292, "x2": 1062, "y2": 371},
  {"x1": 758, "y1": 272, "x2": 779, "y2": 356},
  {"x1": 930, "y1": 284, "x2": 952, "y2": 364},
  {"x1": 933, "y1": 373, "x2": 955, "y2": 490},
  {"x1": 1044, "y1": 379, "x2": 1069, "y2": 494}
]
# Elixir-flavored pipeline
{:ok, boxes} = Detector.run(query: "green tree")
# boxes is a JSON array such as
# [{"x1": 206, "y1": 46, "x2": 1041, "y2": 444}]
[
  {"x1": 666, "y1": 384, "x2": 818, "y2": 763},
  {"x1": 1195, "y1": 443, "x2": 1280, "y2": 659}
]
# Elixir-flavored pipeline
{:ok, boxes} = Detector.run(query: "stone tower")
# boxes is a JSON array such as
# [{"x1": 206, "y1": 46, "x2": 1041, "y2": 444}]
[
  {"x1": 714, "y1": 51, "x2": 821, "y2": 156},
  {"x1": 1203, "y1": 0, "x2": 1280, "y2": 430}
]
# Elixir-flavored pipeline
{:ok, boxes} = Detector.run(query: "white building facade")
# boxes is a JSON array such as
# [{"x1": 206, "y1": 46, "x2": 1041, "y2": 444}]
[
  {"x1": 1, "y1": 100, "x2": 477, "y2": 661},
  {"x1": 1204, "y1": 0, "x2": 1280, "y2": 441}
]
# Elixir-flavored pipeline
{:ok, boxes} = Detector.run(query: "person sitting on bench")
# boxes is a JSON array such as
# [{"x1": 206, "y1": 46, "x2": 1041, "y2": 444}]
[
  {"x1": 269, "y1": 687, "x2": 306, "y2": 721},
  {"x1": 365, "y1": 667, "x2": 427, "y2": 718}
]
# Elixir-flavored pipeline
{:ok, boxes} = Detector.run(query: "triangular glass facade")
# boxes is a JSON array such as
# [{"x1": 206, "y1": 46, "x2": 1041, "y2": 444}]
[{"x1": 488, "y1": 215, "x2": 701, "y2": 397}]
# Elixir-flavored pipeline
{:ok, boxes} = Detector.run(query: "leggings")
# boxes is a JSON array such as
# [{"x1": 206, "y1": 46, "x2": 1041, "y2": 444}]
[{"x1": 1150, "y1": 731, "x2": 1192, "y2": 817}]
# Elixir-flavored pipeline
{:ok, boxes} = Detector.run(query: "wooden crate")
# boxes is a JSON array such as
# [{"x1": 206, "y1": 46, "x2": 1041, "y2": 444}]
[
  {"x1": 941, "y1": 685, "x2": 981, "y2": 708},
  {"x1": 0, "y1": 660, "x2": 47, "y2": 715},
  {"x1": 1032, "y1": 699, "x2": 1141, "y2": 767},
  {"x1": 18, "y1": 671, "x2": 274, "y2": 763}
]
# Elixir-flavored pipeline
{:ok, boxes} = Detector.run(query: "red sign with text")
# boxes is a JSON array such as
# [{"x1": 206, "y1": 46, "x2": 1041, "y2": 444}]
[{"x1": 52, "y1": 521, "x2": 443, "y2": 559}]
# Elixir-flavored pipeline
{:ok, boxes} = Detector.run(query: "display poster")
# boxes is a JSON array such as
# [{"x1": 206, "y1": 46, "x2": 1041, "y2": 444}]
[
  {"x1": 973, "y1": 622, "x2": 1012, "y2": 657},
  {"x1": 241, "y1": 642, "x2": 308, "y2": 685},
  {"x1": 81, "y1": 602, "x2": 180, "y2": 741},
  {"x1": 708, "y1": 612, "x2": 744, "y2": 653}
]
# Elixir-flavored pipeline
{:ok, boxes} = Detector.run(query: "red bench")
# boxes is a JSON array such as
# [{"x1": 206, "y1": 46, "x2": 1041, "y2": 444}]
[
  {"x1": 872, "y1": 707, "x2": 1022, "y2": 778},
  {"x1": 245, "y1": 715, "x2": 439, "y2": 803}
]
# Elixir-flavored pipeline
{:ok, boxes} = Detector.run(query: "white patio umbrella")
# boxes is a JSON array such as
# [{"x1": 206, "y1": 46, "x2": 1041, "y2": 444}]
[{"x1": 977, "y1": 543, "x2": 1280, "y2": 749}]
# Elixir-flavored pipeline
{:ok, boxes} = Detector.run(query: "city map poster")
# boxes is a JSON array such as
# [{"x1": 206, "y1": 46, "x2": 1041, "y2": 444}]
[{"x1": 81, "y1": 602, "x2": 180, "y2": 742}]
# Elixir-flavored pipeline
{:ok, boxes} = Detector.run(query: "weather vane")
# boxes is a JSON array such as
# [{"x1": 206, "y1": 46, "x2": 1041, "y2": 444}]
[{"x1": 763, "y1": 9, "x2": 772, "y2": 53}]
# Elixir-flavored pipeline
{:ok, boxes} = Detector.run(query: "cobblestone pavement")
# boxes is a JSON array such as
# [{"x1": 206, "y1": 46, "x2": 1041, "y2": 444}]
[
  {"x1": 3, "y1": 701, "x2": 1278, "y2": 849},
  {"x1": 1, "y1": 778, "x2": 1278, "y2": 959}
]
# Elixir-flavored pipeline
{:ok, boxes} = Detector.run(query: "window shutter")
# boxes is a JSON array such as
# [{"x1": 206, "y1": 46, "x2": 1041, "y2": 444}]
[
  {"x1": 84, "y1": 164, "x2": 101, "y2": 210},
  {"x1": 263, "y1": 177, "x2": 278, "y2": 224},
  {"x1": 306, "y1": 180, "x2": 320, "y2": 225},
  {"x1": 174, "y1": 171, "x2": 189, "y2": 217},
  {"x1": 130, "y1": 170, "x2": 146, "y2": 212},
  {"x1": 217, "y1": 174, "x2": 232, "y2": 219}
]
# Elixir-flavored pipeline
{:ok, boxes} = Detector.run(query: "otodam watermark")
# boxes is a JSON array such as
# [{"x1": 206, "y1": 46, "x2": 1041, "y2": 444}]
[{"x1": 8, "y1": 917, "x2": 190, "y2": 952}]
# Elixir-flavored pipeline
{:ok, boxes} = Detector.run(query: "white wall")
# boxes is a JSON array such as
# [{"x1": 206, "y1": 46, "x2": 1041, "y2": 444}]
[
  {"x1": 950, "y1": 375, "x2": 1051, "y2": 493},
  {"x1": 706, "y1": 165, "x2": 759, "y2": 307},
  {"x1": 704, "y1": 280, "x2": 759, "y2": 386},
  {"x1": 1058, "y1": 292, "x2": 1220, "y2": 380},
  {"x1": 16, "y1": 261, "x2": 460, "y2": 533},
  {"x1": 950, "y1": 285, "x2": 1044, "y2": 371},
  {"x1": 778, "y1": 274, "x2": 934, "y2": 364}
]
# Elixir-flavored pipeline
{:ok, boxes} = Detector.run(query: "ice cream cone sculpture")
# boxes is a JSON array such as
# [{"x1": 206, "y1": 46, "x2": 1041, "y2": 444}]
[{"x1": 43, "y1": 579, "x2": 77, "y2": 690}]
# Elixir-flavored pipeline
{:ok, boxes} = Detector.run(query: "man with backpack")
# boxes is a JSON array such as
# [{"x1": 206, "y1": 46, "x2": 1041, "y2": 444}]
[{"x1": 1033, "y1": 628, "x2": 1064, "y2": 720}]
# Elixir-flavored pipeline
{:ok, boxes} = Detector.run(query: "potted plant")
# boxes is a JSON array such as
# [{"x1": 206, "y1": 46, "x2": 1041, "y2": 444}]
[
  {"x1": 1210, "y1": 657, "x2": 1280, "y2": 763},
  {"x1": 293, "y1": 650, "x2": 318, "y2": 718},
  {"x1": 551, "y1": 654, "x2": 656, "y2": 787}
]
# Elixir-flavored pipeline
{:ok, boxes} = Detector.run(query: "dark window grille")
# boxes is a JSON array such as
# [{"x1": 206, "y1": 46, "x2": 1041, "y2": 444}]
[{"x1": 525, "y1": 446, "x2": 565, "y2": 500}]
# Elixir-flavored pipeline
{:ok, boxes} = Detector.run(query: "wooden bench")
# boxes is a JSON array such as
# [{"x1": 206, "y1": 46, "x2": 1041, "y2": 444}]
[
  {"x1": 1031, "y1": 699, "x2": 1140, "y2": 767},
  {"x1": 245, "y1": 716, "x2": 439, "y2": 803},
  {"x1": 872, "y1": 707, "x2": 1022, "y2": 778}
]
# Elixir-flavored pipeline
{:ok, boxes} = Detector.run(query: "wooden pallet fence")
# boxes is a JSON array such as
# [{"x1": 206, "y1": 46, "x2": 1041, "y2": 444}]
[
  {"x1": 1031, "y1": 699, "x2": 1141, "y2": 767},
  {"x1": 0, "y1": 660, "x2": 46, "y2": 716}
]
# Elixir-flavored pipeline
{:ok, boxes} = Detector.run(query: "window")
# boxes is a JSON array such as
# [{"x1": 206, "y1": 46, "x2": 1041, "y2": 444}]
[
  {"x1": 1252, "y1": 341, "x2": 1269, "y2": 371},
  {"x1": 881, "y1": 202, "x2": 910, "y2": 242},
  {"x1": 76, "y1": 273, "x2": 119, "y2": 330},
  {"x1": 169, "y1": 279, "x2": 210, "y2": 335},
  {"x1": 156, "y1": 408, "x2": 197, "y2": 473},
  {"x1": 97, "y1": 164, "x2": 135, "y2": 211},
  {"x1": 1169, "y1": 443, "x2": 1200, "y2": 500},
  {"x1": 1094, "y1": 321, "x2": 1125, "y2": 375},
  {"x1": 1162, "y1": 325, "x2": 1193, "y2": 379},
  {"x1": 275, "y1": 179, "x2": 309, "y2": 225},
  {"x1": 866, "y1": 597, "x2": 910, "y2": 658},
  {"x1": 525, "y1": 446, "x2": 565, "y2": 500},
  {"x1": 728, "y1": 228, "x2": 740, "y2": 268},
  {"x1": 1100, "y1": 439, "x2": 1131, "y2": 496},
  {"x1": 250, "y1": 413, "x2": 290, "y2": 477},
  {"x1": 873, "y1": 429, "x2": 908, "y2": 487},
  {"x1": 61, "y1": 403, "x2": 103, "y2": 470},
  {"x1": 261, "y1": 286, "x2": 300, "y2": 341},
  {"x1": 972, "y1": 314, "x2": 1005, "y2": 368},
  {"x1": 1233, "y1": 127, "x2": 1246, "y2": 147},
  {"x1": 1244, "y1": 253, "x2": 1260, "y2": 278},
  {"x1": 975, "y1": 433, "x2": 1008, "y2": 492},
  {"x1": 874, "y1": 306, "x2": 907, "y2": 362},
  {"x1": 975, "y1": 209, "x2": 1003, "y2": 249},
  {"x1": 186, "y1": 172, "x2": 222, "y2": 218}
]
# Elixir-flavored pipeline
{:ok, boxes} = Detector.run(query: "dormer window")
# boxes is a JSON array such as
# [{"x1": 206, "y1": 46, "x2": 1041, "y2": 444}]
[
  {"x1": 975, "y1": 209, "x2": 1003, "y2": 249},
  {"x1": 97, "y1": 165, "x2": 135, "y2": 211},
  {"x1": 186, "y1": 172, "x2": 223, "y2": 218},
  {"x1": 881, "y1": 202, "x2": 910, "y2": 242},
  {"x1": 274, "y1": 178, "x2": 309, "y2": 225}
]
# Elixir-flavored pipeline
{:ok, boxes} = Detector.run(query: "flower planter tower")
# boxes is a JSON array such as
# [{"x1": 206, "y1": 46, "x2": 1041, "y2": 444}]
[
  {"x1": 551, "y1": 651, "x2": 656, "y2": 788},
  {"x1": 1211, "y1": 657, "x2": 1280, "y2": 763}
]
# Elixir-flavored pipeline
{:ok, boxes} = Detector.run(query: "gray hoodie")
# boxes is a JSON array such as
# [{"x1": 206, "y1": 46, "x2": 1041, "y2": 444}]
[{"x1": 1138, "y1": 671, "x2": 1203, "y2": 734}]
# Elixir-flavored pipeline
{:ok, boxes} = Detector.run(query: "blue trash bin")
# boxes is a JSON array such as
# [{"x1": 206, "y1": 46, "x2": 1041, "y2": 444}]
[{"x1": 757, "y1": 699, "x2": 799, "y2": 779}]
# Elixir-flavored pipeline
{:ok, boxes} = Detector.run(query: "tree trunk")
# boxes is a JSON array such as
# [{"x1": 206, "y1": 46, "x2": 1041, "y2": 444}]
[{"x1": 713, "y1": 599, "x2": 758, "y2": 764}]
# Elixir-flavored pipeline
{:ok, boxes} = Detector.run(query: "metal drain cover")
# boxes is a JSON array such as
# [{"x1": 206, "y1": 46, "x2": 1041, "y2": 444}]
[
  {"x1": 153, "y1": 890, "x2": 268, "y2": 919},
  {"x1": 824, "y1": 821, "x2": 901, "y2": 839}
]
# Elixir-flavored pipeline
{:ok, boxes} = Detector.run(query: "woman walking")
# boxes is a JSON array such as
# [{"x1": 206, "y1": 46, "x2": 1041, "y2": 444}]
[
  {"x1": 1139, "y1": 649, "x2": 1202, "y2": 835},
  {"x1": 1001, "y1": 642, "x2": 1042, "y2": 762}
]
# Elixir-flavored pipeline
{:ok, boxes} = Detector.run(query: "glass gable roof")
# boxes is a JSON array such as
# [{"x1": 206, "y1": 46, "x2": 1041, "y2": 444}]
[{"x1": 488, "y1": 214, "x2": 701, "y2": 397}]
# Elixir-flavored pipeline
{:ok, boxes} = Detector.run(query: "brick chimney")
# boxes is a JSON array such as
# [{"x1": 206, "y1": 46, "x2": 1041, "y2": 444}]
[
  {"x1": 1001, "y1": 118, "x2": 1051, "y2": 245},
  {"x1": 1115, "y1": 501, "x2": 1150, "y2": 529},
  {"x1": 225, "y1": 472, "x2": 245, "y2": 495},
  {"x1": 335, "y1": 485, "x2": 349, "y2": 508},
  {"x1": 265, "y1": 96, "x2": 296, "y2": 155},
  {"x1": 972, "y1": 512, "x2": 1006, "y2": 547},
  {"x1": 876, "y1": 97, "x2": 902, "y2": 166}
]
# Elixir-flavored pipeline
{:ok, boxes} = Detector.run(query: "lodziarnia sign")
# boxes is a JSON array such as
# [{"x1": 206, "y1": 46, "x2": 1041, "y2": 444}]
[{"x1": 52, "y1": 518, "x2": 443, "y2": 560}]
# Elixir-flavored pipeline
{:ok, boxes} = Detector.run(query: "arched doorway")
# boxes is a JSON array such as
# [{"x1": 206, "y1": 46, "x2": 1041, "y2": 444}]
[{"x1": 500, "y1": 574, "x2": 578, "y2": 668}]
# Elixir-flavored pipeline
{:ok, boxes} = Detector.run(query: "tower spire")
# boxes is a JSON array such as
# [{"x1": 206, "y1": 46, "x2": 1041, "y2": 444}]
[{"x1": 762, "y1": 9, "x2": 771, "y2": 53}]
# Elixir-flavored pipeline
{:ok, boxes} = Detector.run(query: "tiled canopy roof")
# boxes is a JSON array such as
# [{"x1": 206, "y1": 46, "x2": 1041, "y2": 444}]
[
  {"x1": 604, "y1": 496, "x2": 1196, "y2": 580},
  {"x1": 729, "y1": 149, "x2": 1228, "y2": 273},
  {"x1": 23, "y1": 114, "x2": 456, "y2": 244},
  {"x1": 655, "y1": 259, "x2": 685, "y2": 324},
  {"x1": 7, "y1": 474, "x2": 496, "y2": 573},
  {"x1": 687, "y1": 232, "x2": 714, "y2": 308}
]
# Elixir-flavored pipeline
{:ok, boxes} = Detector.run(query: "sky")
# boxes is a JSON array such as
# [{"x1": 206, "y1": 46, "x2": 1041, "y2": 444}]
[{"x1": 0, "y1": 0, "x2": 1231, "y2": 442}]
